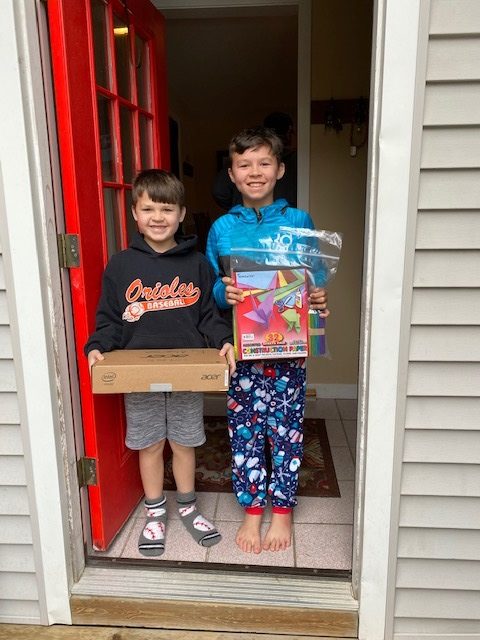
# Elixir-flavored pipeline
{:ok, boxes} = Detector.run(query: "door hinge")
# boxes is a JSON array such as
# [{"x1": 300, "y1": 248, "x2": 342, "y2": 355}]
[
  {"x1": 77, "y1": 456, "x2": 97, "y2": 487},
  {"x1": 57, "y1": 233, "x2": 80, "y2": 268}
]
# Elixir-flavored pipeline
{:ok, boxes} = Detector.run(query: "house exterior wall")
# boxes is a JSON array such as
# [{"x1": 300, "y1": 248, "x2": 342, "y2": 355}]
[
  {"x1": 1, "y1": 0, "x2": 479, "y2": 634},
  {"x1": 0, "y1": 213, "x2": 40, "y2": 623},
  {"x1": 392, "y1": 0, "x2": 480, "y2": 636}
]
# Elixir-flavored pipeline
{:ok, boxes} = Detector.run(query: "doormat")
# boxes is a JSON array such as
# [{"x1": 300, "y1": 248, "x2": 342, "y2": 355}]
[{"x1": 164, "y1": 416, "x2": 340, "y2": 498}]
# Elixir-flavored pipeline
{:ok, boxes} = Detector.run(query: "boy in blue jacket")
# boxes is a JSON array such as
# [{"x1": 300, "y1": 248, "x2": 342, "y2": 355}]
[{"x1": 206, "y1": 128, "x2": 328, "y2": 554}]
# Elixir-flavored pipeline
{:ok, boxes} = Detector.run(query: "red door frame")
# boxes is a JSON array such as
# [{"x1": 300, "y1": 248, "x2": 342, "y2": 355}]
[{"x1": 47, "y1": 0, "x2": 169, "y2": 549}]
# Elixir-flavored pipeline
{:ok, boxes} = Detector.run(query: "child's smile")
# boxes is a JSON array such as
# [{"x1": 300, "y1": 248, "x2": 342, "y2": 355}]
[
  {"x1": 132, "y1": 193, "x2": 186, "y2": 253},
  {"x1": 229, "y1": 144, "x2": 285, "y2": 209}
]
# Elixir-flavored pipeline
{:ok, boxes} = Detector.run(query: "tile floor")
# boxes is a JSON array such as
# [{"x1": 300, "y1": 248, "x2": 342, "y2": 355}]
[{"x1": 91, "y1": 397, "x2": 357, "y2": 572}]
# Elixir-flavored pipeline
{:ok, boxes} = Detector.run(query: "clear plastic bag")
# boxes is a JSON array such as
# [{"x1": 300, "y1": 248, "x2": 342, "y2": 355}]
[{"x1": 230, "y1": 226, "x2": 342, "y2": 358}]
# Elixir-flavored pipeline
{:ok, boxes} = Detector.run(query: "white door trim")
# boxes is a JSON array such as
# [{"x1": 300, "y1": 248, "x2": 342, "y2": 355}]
[
  {"x1": 155, "y1": 0, "x2": 311, "y2": 210},
  {"x1": 356, "y1": 0, "x2": 423, "y2": 638}
]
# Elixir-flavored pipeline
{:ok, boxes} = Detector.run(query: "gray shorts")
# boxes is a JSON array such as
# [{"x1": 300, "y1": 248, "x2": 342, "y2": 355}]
[{"x1": 124, "y1": 392, "x2": 205, "y2": 450}]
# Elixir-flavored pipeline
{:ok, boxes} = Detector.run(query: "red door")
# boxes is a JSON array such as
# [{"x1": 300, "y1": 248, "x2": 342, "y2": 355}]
[{"x1": 48, "y1": 0, "x2": 169, "y2": 549}]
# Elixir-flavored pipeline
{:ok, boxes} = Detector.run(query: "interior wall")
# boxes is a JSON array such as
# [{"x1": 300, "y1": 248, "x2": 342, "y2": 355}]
[
  {"x1": 308, "y1": 0, "x2": 373, "y2": 388},
  {"x1": 165, "y1": 14, "x2": 297, "y2": 231}
]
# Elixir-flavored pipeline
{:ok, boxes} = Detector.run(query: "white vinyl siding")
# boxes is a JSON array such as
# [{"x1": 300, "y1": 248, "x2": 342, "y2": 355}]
[
  {"x1": 418, "y1": 170, "x2": 480, "y2": 209},
  {"x1": 410, "y1": 326, "x2": 480, "y2": 360},
  {"x1": 426, "y1": 38, "x2": 480, "y2": 81},
  {"x1": 413, "y1": 250, "x2": 480, "y2": 287},
  {"x1": 416, "y1": 211, "x2": 480, "y2": 249},
  {"x1": 401, "y1": 463, "x2": 480, "y2": 496},
  {"x1": 393, "y1": 0, "x2": 480, "y2": 635},
  {"x1": 422, "y1": 128, "x2": 480, "y2": 168},
  {"x1": 406, "y1": 396, "x2": 480, "y2": 430},
  {"x1": 407, "y1": 362, "x2": 480, "y2": 396},
  {"x1": 411, "y1": 288, "x2": 480, "y2": 324},
  {"x1": 398, "y1": 528, "x2": 480, "y2": 560},
  {"x1": 0, "y1": 247, "x2": 40, "y2": 623},
  {"x1": 423, "y1": 83, "x2": 480, "y2": 126},
  {"x1": 429, "y1": 0, "x2": 480, "y2": 34}
]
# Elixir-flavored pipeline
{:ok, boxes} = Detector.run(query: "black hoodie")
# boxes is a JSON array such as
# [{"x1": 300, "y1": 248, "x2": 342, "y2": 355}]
[{"x1": 84, "y1": 233, "x2": 232, "y2": 355}]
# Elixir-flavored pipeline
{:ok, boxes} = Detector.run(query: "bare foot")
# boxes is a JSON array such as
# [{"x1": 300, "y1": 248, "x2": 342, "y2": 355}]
[
  {"x1": 262, "y1": 511, "x2": 292, "y2": 552},
  {"x1": 236, "y1": 513, "x2": 262, "y2": 554}
]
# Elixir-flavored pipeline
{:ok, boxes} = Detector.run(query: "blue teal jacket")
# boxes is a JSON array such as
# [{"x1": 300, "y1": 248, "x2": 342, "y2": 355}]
[{"x1": 205, "y1": 199, "x2": 314, "y2": 310}]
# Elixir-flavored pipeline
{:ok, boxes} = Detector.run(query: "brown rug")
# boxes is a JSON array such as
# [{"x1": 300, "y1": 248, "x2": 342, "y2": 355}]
[{"x1": 164, "y1": 416, "x2": 340, "y2": 498}]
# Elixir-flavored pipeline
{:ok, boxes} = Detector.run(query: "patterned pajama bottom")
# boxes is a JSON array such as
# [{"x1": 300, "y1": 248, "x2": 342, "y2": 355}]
[{"x1": 227, "y1": 358, "x2": 307, "y2": 510}]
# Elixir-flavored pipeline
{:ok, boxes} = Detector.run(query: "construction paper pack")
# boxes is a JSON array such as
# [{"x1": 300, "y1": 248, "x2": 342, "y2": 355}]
[
  {"x1": 231, "y1": 226, "x2": 343, "y2": 359},
  {"x1": 233, "y1": 268, "x2": 309, "y2": 360}
]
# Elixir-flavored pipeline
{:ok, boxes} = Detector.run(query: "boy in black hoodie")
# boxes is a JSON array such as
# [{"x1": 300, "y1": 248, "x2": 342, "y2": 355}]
[{"x1": 85, "y1": 169, "x2": 235, "y2": 556}]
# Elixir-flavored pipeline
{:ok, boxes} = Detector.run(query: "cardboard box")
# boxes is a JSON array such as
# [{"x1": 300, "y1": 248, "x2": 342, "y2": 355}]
[
  {"x1": 91, "y1": 348, "x2": 229, "y2": 393},
  {"x1": 233, "y1": 267, "x2": 309, "y2": 360}
]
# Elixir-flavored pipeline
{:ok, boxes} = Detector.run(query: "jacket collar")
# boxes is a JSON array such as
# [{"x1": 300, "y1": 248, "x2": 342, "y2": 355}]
[{"x1": 229, "y1": 198, "x2": 289, "y2": 221}]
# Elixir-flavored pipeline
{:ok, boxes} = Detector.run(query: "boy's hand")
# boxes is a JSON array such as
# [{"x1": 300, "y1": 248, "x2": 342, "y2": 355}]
[
  {"x1": 220, "y1": 342, "x2": 236, "y2": 375},
  {"x1": 222, "y1": 276, "x2": 244, "y2": 306},
  {"x1": 308, "y1": 287, "x2": 330, "y2": 318},
  {"x1": 87, "y1": 349, "x2": 104, "y2": 373}
]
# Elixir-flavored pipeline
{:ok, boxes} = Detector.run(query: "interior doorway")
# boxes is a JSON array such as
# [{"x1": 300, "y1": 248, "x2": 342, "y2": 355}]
[{"x1": 87, "y1": 0, "x2": 370, "y2": 576}]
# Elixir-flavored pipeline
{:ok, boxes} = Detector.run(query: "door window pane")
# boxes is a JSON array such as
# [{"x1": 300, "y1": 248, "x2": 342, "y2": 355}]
[
  {"x1": 139, "y1": 114, "x2": 153, "y2": 169},
  {"x1": 113, "y1": 15, "x2": 131, "y2": 100},
  {"x1": 125, "y1": 190, "x2": 137, "y2": 243},
  {"x1": 103, "y1": 188, "x2": 122, "y2": 257},
  {"x1": 120, "y1": 107, "x2": 135, "y2": 183},
  {"x1": 97, "y1": 95, "x2": 115, "y2": 181},
  {"x1": 91, "y1": 0, "x2": 110, "y2": 89},
  {"x1": 135, "y1": 34, "x2": 150, "y2": 109}
]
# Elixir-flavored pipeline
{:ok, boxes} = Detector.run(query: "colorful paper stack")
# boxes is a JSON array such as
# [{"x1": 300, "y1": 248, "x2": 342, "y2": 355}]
[
  {"x1": 308, "y1": 309, "x2": 326, "y2": 356},
  {"x1": 233, "y1": 268, "x2": 309, "y2": 360}
]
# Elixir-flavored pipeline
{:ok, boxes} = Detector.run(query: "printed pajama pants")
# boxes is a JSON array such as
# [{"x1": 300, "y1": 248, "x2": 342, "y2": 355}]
[{"x1": 227, "y1": 359, "x2": 306, "y2": 510}]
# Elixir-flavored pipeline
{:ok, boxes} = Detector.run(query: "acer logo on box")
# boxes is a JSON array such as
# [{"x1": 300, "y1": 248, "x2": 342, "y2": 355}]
[
  {"x1": 101, "y1": 372, "x2": 117, "y2": 383},
  {"x1": 201, "y1": 373, "x2": 220, "y2": 380}
]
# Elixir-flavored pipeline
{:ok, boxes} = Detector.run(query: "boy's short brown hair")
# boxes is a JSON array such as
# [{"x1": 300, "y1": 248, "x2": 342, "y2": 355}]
[
  {"x1": 132, "y1": 169, "x2": 185, "y2": 206},
  {"x1": 228, "y1": 127, "x2": 284, "y2": 163}
]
